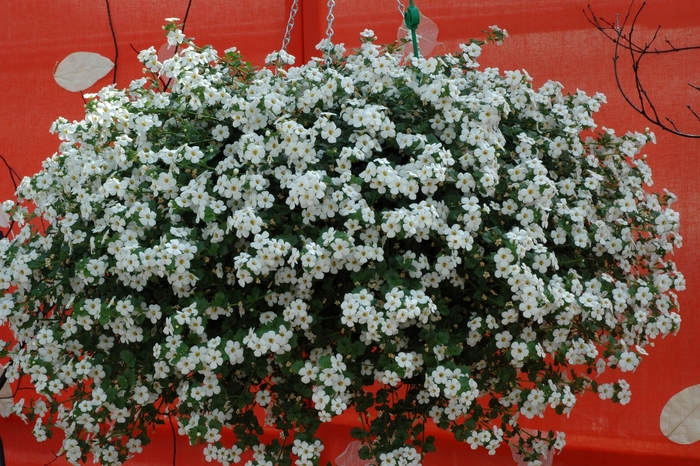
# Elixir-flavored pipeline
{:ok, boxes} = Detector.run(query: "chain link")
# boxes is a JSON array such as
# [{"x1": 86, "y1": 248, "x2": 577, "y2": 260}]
[
  {"x1": 396, "y1": 0, "x2": 405, "y2": 16},
  {"x1": 324, "y1": 0, "x2": 336, "y2": 65},
  {"x1": 281, "y1": 0, "x2": 300, "y2": 52}
]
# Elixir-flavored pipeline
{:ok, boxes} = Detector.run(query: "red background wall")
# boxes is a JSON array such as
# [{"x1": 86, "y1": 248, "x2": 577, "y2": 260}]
[{"x1": 1, "y1": 1, "x2": 699, "y2": 464}]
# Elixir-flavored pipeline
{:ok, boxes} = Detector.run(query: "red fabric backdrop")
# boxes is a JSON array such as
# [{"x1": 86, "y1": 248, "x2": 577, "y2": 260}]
[{"x1": 1, "y1": 1, "x2": 699, "y2": 464}]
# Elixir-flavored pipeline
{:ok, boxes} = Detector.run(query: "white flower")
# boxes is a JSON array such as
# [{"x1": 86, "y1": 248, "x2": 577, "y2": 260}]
[
  {"x1": 133, "y1": 386, "x2": 150, "y2": 404},
  {"x1": 510, "y1": 341, "x2": 529, "y2": 362},
  {"x1": 617, "y1": 351, "x2": 640, "y2": 372},
  {"x1": 495, "y1": 331, "x2": 513, "y2": 349},
  {"x1": 256, "y1": 389, "x2": 272, "y2": 407},
  {"x1": 212, "y1": 124, "x2": 230, "y2": 142}
]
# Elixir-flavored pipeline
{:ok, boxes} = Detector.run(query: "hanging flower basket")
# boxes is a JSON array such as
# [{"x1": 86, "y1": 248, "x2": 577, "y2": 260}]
[{"x1": 0, "y1": 20, "x2": 684, "y2": 466}]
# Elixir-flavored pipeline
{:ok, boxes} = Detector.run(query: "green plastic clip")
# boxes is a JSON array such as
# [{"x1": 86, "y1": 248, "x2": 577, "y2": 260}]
[{"x1": 403, "y1": 0, "x2": 421, "y2": 58}]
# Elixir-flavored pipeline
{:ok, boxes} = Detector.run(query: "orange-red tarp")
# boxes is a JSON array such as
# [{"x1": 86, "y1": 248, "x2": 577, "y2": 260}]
[{"x1": 1, "y1": 1, "x2": 700, "y2": 465}]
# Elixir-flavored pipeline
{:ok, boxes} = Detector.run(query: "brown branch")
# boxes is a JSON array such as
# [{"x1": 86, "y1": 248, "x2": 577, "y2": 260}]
[
  {"x1": 586, "y1": 1, "x2": 700, "y2": 138},
  {"x1": 168, "y1": 410, "x2": 177, "y2": 466},
  {"x1": 0, "y1": 154, "x2": 20, "y2": 238},
  {"x1": 105, "y1": 0, "x2": 118, "y2": 84}
]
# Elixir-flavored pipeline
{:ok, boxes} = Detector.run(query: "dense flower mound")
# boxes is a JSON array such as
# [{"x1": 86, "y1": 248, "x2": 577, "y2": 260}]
[{"x1": 0, "y1": 22, "x2": 684, "y2": 466}]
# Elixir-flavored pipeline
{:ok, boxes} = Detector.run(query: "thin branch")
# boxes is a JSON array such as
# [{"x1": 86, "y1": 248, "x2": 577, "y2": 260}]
[
  {"x1": 164, "y1": 0, "x2": 193, "y2": 91},
  {"x1": 168, "y1": 411, "x2": 177, "y2": 466},
  {"x1": 105, "y1": 0, "x2": 118, "y2": 84},
  {"x1": 43, "y1": 450, "x2": 63, "y2": 466},
  {"x1": 586, "y1": 2, "x2": 700, "y2": 55},
  {"x1": 0, "y1": 154, "x2": 21, "y2": 191},
  {"x1": 687, "y1": 105, "x2": 700, "y2": 123},
  {"x1": 181, "y1": 0, "x2": 193, "y2": 33},
  {"x1": 586, "y1": 1, "x2": 700, "y2": 138},
  {"x1": 0, "y1": 154, "x2": 20, "y2": 236}
]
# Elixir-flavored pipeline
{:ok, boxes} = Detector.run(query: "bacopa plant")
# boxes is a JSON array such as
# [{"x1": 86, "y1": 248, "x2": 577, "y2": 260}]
[{"x1": 0, "y1": 21, "x2": 684, "y2": 466}]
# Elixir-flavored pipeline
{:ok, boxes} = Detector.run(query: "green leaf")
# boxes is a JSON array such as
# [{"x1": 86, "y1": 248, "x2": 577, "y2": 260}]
[
  {"x1": 423, "y1": 435, "x2": 435, "y2": 453},
  {"x1": 124, "y1": 369, "x2": 136, "y2": 387},
  {"x1": 318, "y1": 355, "x2": 332, "y2": 370},
  {"x1": 290, "y1": 359, "x2": 305, "y2": 375},
  {"x1": 120, "y1": 350, "x2": 136, "y2": 368},
  {"x1": 117, "y1": 375, "x2": 128, "y2": 388},
  {"x1": 350, "y1": 427, "x2": 365, "y2": 440},
  {"x1": 351, "y1": 340, "x2": 366, "y2": 358}
]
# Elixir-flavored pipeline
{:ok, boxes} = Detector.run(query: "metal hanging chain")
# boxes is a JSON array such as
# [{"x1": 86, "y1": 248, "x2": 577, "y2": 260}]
[
  {"x1": 396, "y1": 0, "x2": 405, "y2": 16},
  {"x1": 324, "y1": 0, "x2": 336, "y2": 65},
  {"x1": 282, "y1": 0, "x2": 300, "y2": 52}
]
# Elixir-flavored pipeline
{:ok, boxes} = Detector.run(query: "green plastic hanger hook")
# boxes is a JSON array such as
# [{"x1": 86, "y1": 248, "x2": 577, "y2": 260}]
[{"x1": 403, "y1": 0, "x2": 421, "y2": 58}]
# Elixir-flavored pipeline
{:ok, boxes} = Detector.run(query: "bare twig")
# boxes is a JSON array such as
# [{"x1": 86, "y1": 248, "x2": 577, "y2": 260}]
[
  {"x1": 164, "y1": 0, "x2": 193, "y2": 91},
  {"x1": 586, "y1": 1, "x2": 700, "y2": 138},
  {"x1": 168, "y1": 411, "x2": 177, "y2": 466},
  {"x1": 105, "y1": 0, "x2": 118, "y2": 84},
  {"x1": 0, "y1": 154, "x2": 21, "y2": 238}
]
